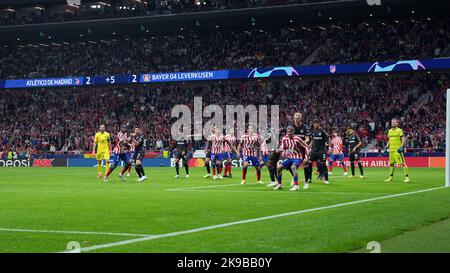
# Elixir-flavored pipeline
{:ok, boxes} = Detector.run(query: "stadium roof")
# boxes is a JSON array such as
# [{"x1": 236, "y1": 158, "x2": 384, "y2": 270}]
[{"x1": 1, "y1": 0, "x2": 449, "y2": 43}]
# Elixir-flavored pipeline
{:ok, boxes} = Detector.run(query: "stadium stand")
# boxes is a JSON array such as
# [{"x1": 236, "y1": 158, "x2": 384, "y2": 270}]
[
  {"x1": 0, "y1": 16, "x2": 448, "y2": 80},
  {"x1": 0, "y1": 73, "x2": 447, "y2": 156}
]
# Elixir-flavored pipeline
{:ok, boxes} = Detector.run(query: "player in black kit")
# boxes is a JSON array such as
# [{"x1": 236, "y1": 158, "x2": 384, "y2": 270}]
[
  {"x1": 292, "y1": 112, "x2": 311, "y2": 184},
  {"x1": 172, "y1": 128, "x2": 191, "y2": 178},
  {"x1": 346, "y1": 127, "x2": 364, "y2": 178},
  {"x1": 131, "y1": 127, "x2": 147, "y2": 182},
  {"x1": 309, "y1": 120, "x2": 330, "y2": 187}
]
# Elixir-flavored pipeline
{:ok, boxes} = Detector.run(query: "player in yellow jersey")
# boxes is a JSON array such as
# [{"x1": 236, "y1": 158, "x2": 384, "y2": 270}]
[
  {"x1": 384, "y1": 118, "x2": 410, "y2": 182},
  {"x1": 92, "y1": 125, "x2": 112, "y2": 178}
]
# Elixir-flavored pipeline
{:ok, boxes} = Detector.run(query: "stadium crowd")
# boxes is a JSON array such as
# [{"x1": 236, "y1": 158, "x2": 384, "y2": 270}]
[
  {"x1": 0, "y1": 73, "x2": 447, "y2": 156},
  {"x1": 0, "y1": 16, "x2": 449, "y2": 80}
]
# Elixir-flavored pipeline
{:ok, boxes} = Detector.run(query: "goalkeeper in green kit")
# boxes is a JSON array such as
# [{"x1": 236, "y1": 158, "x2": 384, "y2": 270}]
[{"x1": 384, "y1": 118, "x2": 410, "y2": 182}]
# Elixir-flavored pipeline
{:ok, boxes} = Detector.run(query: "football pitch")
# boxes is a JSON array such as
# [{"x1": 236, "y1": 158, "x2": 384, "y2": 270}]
[{"x1": 0, "y1": 167, "x2": 449, "y2": 253}]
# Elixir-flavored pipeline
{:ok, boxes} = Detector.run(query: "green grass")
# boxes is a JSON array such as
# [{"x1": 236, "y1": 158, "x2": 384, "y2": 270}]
[
  {"x1": 355, "y1": 218, "x2": 450, "y2": 253},
  {"x1": 0, "y1": 166, "x2": 449, "y2": 253}
]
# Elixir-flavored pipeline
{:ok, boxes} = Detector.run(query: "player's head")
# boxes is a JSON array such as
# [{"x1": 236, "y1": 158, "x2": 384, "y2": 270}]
[
  {"x1": 210, "y1": 125, "x2": 216, "y2": 134},
  {"x1": 391, "y1": 118, "x2": 399, "y2": 128},
  {"x1": 227, "y1": 126, "x2": 235, "y2": 135},
  {"x1": 346, "y1": 127, "x2": 354, "y2": 136},
  {"x1": 286, "y1": 126, "x2": 294, "y2": 137},
  {"x1": 332, "y1": 128, "x2": 339, "y2": 137},
  {"x1": 313, "y1": 119, "x2": 321, "y2": 129},
  {"x1": 121, "y1": 125, "x2": 127, "y2": 133},
  {"x1": 99, "y1": 124, "x2": 105, "y2": 132},
  {"x1": 134, "y1": 127, "x2": 141, "y2": 135},
  {"x1": 294, "y1": 112, "x2": 302, "y2": 125}
]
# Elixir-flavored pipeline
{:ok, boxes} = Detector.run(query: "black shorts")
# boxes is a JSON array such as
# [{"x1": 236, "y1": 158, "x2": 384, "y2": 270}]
[
  {"x1": 310, "y1": 151, "x2": 326, "y2": 162},
  {"x1": 205, "y1": 151, "x2": 211, "y2": 159},
  {"x1": 349, "y1": 152, "x2": 360, "y2": 162},
  {"x1": 174, "y1": 150, "x2": 187, "y2": 159},
  {"x1": 133, "y1": 151, "x2": 145, "y2": 161}
]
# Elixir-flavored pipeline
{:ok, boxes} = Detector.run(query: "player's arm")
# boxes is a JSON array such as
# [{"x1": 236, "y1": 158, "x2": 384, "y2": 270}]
[
  {"x1": 131, "y1": 137, "x2": 141, "y2": 146},
  {"x1": 206, "y1": 139, "x2": 212, "y2": 153},
  {"x1": 309, "y1": 137, "x2": 315, "y2": 152},
  {"x1": 297, "y1": 138, "x2": 309, "y2": 151},
  {"x1": 92, "y1": 135, "x2": 97, "y2": 154},
  {"x1": 398, "y1": 130, "x2": 406, "y2": 153},
  {"x1": 353, "y1": 136, "x2": 363, "y2": 152},
  {"x1": 108, "y1": 136, "x2": 112, "y2": 154}
]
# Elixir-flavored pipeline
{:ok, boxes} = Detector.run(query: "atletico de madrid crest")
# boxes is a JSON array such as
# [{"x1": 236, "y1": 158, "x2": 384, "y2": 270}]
[{"x1": 329, "y1": 65, "x2": 336, "y2": 74}]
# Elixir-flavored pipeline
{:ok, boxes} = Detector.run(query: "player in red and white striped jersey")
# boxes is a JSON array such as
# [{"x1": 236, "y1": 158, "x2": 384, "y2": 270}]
[
  {"x1": 223, "y1": 127, "x2": 237, "y2": 178},
  {"x1": 274, "y1": 126, "x2": 309, "y2": 191},
  {"x1": 328, "y1": 128, "x2": 347, "y2": 176},
  {"x1": 104, "y1": 126, "x2": 132, "y2": 182},
  {"x1": 237, "y1": 124, "x2": 265, "y2": 184},
  {"x1": 207, "y1": 126, "x2": 226, "y2": 180}
]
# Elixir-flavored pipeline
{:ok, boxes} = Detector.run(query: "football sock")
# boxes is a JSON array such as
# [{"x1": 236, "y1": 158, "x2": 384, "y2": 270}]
[
  {"x1": 242, "y1": 166, "x2": 248, "y2": 180},
  {"x1": 121, "y1": 163, "x2": 131, "y2": 175},
  {"x1": 106, "y1": 164, "x2": 116, "y2": 177},
  {"x1": 277, "y1": 175, "x2": 282, "y2": 185},
  {"x1": 175, "y1": 162, "x2": 180, "y2": 175},
  {"x1": 341, "y1": 162, "x2": 347, "y2": 172},
  {"x1": 135, "y1": 165, "x2": 142, "y2": 178},
  {"x1": 358, "y1": 162, "x2": 364, "y2": 175},
  {"x1": 329, "y1": 161, "x2": 333, "y2": 172},
  {"x1": 304, "y1": 166, "x2": 310, "y2": 182},
  {"x1": 269, "y1": 165, "x2": 276, "y2": 182},
  {"x1": 403, "y1": 166, "x2": 409, "y2": 177},
  {"x1": 256, "y1": 168, "x2": 261, "y2": 181},
  {"x1": 105, "y1": 161, "x2": 110, "y2": 174},
  {"x1": 97, "y1": 161, "x2": 102, "y2": 174},
  {"x1": 184, "y1": 163, "x2": 189, "y2": 175},
  {"x1": 206, "y1": 163, "x2": 211, "y2": 174},
  {"x1": 139, "y1": 165, "x2": 145, "y2": 176},
  {"x1": 390, "y1": 165, "x2": 395, "y2": 177},
  {"x1": 293, "y1": 175, "x2": 298, "y2": 186},
  {"x1": 351, "y1": 163, "x2": 355, "y2": 176},
  {"x1": 321, "y1": 162, "x2": 329, "y2": 180}
]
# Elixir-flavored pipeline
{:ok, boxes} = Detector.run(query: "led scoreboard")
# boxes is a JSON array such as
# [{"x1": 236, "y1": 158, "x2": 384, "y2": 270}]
[{"x1": 1, "y1": 58, "x2": 449, "y2": 89}]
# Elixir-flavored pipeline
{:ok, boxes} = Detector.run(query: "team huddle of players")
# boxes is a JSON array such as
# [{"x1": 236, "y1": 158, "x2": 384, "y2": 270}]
[
  {"x1": 92, "y1": 125, "x2": 147, "y2": 182},
  {"x1": 91, "y1": 113, "x2": 410, "y2": 189},
  {"x1": 194, "y1": 113, "x2": 410, "y2": 191}
]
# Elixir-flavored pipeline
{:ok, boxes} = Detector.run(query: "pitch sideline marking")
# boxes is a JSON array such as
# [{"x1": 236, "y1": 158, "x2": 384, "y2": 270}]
[
  {"x1": 60, "y1": 186, "x2": 447, "y2": 253},
  {"x1": 165, "y1": 183, "x2": 260, "y2": 191},
  {"x1": 170, "y1": 189, "x2": 391, "y2": 195},
  {"x1": 0, "y1": 228, "x2": 154, "y2": 237}
]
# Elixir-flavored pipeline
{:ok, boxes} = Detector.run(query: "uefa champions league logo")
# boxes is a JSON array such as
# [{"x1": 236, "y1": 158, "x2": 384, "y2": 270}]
[
  {"x1": 368, "y1": 60, "x2": 426, "y2": 73},
  {"x1": 247, "y1": 67, "x2": 299, "y2": 78}
]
